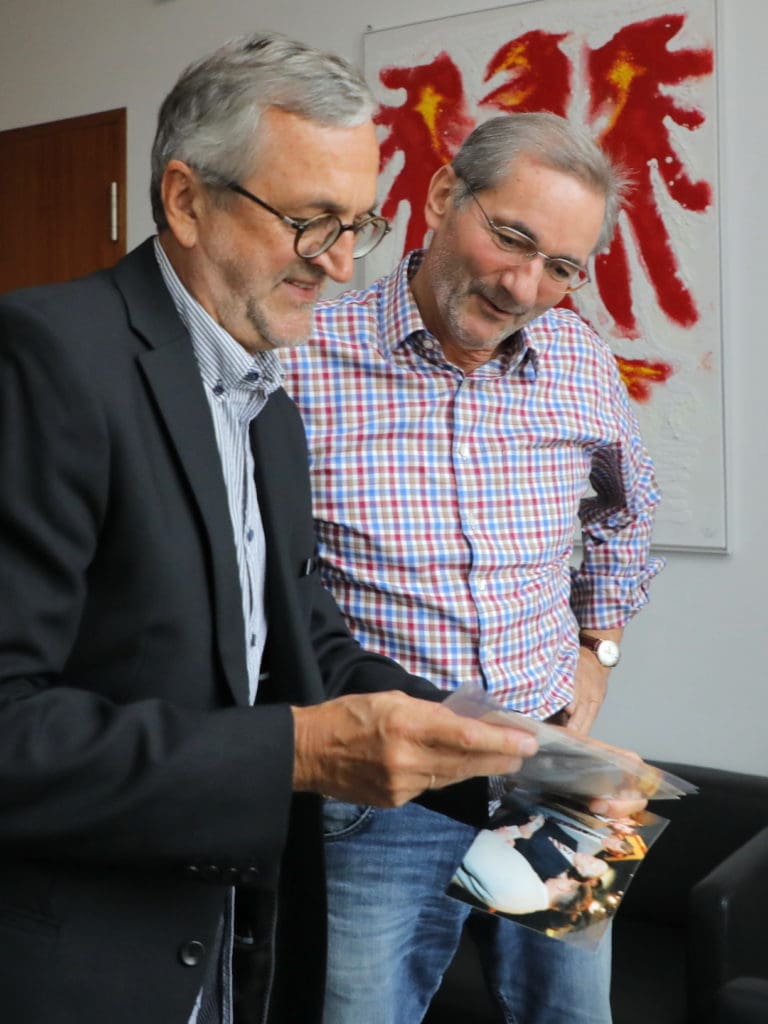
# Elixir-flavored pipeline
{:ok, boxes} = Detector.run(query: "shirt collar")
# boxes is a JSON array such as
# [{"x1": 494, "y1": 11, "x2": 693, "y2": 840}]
[
  {"x1": 153, "y1": 236, "x2": 283, "y2": 398},
  {"x1": 381, "y1": 249, "x2": 539, "y2": 377},
  {"x1": 376, "y1": 250, "x2": 431, "y2": 360}
]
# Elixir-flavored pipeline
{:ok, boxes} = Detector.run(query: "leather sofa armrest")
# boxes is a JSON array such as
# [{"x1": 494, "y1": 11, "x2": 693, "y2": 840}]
[
  {"x1": 710, "y1": 977, "x2": 768, "y2": 1024},
  {"x1": 688, "y1": 826, "x2": 768, "y2": 1018}
]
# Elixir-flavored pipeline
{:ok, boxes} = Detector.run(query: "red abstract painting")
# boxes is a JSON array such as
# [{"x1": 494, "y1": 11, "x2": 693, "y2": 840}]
[
  {"x1": 365, "y1": 0, "x2": 725, "y2": 549},
  {"x1": 370, "y1": 9, "x2": 713, "y2": 398}
]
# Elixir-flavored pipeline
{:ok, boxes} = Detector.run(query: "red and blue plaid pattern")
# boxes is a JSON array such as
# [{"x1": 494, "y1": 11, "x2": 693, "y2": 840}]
[{"x1": 282, "y1": 252, "x2": 662, "y2": 718}]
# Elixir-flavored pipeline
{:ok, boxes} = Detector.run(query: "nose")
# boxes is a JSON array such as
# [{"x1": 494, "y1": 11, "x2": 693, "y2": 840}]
[
  {"x1": 500, "y1": 257, "x2": 545, "y2": 306},
  {"x1": 309, "y1": 231, "x2": 356, "y2": 284}
]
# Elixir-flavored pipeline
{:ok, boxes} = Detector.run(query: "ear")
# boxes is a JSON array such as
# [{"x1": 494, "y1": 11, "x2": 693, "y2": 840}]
[
  {"x1": 161, "y1": 160, "x2": 206, "y2": 249},
  {"x1": 423, "y1": 163, "x2": 459, "y2": 232}
]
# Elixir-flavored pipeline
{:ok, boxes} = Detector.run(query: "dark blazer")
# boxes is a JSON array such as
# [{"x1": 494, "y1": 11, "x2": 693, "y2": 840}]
[{"x1": 0, "y1": 240, "x2": 446, "y2": 1024}]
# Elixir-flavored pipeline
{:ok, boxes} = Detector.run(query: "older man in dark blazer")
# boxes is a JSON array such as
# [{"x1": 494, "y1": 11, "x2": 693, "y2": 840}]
[{"x1": 0, "y1": 33, "x2": 535, "y2": 1024}]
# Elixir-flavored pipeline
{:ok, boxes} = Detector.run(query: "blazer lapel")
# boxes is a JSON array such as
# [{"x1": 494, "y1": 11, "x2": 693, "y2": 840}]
[
  {"x1": 113, "y1": 241, "x2": 250, "y2": 706},
  {"x1": 250, "y1": 392, "x2": 325, "y2": 706}
]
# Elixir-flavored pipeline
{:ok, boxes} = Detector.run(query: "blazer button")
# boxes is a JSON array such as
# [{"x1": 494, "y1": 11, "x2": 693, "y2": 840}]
[{"x1": 178, "y1": 940, "x2": 206, "y2": 967}]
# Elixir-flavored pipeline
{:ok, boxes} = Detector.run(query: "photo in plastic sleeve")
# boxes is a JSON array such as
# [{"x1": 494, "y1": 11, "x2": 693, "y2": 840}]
[
  {"x1": 447, "y1": 787, "x2": 669, "y2": 947},
  {"x1": 445, "y1": 680, "x2": 697, "y2": 802}
]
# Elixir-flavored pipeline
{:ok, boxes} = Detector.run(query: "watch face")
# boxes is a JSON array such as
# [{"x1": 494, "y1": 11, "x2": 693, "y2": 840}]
[{"x1": 596, "y1": 640, "x2": 620, "y2": 667}]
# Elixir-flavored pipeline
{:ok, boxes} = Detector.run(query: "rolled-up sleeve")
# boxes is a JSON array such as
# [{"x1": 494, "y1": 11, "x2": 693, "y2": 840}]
[{"x1": 570, "y1": 357, "x2": 665, "y2": 627}]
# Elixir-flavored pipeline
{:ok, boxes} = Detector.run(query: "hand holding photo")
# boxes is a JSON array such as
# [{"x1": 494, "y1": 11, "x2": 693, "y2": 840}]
[{"x1": 444, "y1": 682, "x2": 695, "y2": 945}]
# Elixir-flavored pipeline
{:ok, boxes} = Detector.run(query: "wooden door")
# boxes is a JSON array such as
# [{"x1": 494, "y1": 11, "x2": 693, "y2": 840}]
[{"x1": 0, "y1": 108, "x2": 126, "y2": 294}]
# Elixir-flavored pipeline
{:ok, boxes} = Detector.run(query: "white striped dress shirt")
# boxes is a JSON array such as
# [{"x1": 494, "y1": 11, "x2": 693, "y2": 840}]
[
  {"x1": 153, "y1": 238, "x2": 283, "y2": 1024},
  {"x1": 154, "y1": 237, "x2": 283, "y2": 703}
]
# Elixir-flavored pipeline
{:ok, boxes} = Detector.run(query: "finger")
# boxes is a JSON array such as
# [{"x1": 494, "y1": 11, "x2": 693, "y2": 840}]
[
  {"x1": 422, "y1": 711, "x2": 538, "y2": 760},
  {"x1": 564, "y1": 699, "x2": 599, "y2": 736},
  {"x1": 417, "y1": 717, "x2": 539, "y2": 794},
  {"x1": 424, "y1": 751, "x2": 526, "y2": 793}
]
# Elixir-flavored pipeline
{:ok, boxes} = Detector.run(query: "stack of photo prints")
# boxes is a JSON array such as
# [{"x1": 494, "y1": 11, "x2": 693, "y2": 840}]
[{"x1": 445, "y1": 682, "x2": 697, "y2": 948}]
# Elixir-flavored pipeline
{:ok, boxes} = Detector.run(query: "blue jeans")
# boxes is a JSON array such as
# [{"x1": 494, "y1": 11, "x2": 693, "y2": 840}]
[{"x1": 322, "y1": 799, "x2": 612, "y2": 1024}]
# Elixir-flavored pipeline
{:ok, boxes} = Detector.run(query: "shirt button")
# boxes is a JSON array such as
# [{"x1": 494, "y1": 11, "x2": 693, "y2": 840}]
[
  {"x1": 212, "y1": 381, "x2": 225, "y2": 397},
  {"x1": 476, "y1": 580, "x2": 488, "y2": 593},
  {"x1": 246, "y1": 528, "x2": 254, "y2": 542},
  {"x1": 456, "y1": 444, "x2": 470, "y2": 460},
  {"x1": 244, "y1": 369, "x2": 260, "y2": 382},
  {"x1": 178, "y1": 940, "x2": 206, "y2": 967}
]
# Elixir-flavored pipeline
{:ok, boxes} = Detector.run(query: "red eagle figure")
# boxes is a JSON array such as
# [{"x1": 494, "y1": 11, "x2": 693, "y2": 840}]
[
  {"x1": 376, "y1": 52, "x2": 475, "y2": 252},
  {"x1": 587, "y1": 14, "x2": 714, "y2": 335},
  {"x1": 480, "y1": 29, "x2": 571, "y2": 116}
]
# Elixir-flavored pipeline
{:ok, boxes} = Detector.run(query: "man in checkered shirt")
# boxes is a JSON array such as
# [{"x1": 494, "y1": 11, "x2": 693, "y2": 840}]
[{"x1": 282, "y1": 113, "x2": 663, "y2": 1024}]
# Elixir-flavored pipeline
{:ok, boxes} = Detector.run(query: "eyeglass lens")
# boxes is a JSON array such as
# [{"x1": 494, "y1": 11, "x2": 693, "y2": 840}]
[
  {"x1": 297, "y1": 216, "x2": 388, "y2": 259},
  {"x1": 493, "y1": 228, "x2": 587, "y2": 287},
  {"x1": 464, "y1": 181, "x2": 588, "y2": 290}
]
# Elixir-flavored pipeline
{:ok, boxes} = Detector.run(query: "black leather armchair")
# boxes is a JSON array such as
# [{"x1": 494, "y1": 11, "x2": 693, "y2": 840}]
[
  {"x1": 710, "y1": 978, "x2": 768, "y2": 1024},
  {"x1": 424, "y1": 761, "x2": 768, "y2": 1024}
]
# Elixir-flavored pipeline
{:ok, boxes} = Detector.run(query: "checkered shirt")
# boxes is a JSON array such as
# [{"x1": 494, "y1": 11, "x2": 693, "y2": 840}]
[{"x1": 282, "y1": 251, "x2": 663, "y2": 718}]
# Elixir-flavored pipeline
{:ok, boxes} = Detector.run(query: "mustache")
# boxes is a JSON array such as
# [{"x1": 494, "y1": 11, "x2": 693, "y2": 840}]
[
  {"x1": 289, "y1": 261, "x2": 327, "y2": 286},
  {"x1": 472, "y1": 283, "x2": 529, "y2": 317}
]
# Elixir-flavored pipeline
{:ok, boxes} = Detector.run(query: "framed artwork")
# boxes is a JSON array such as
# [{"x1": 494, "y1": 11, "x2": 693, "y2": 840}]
[{"x1": 364, "y1": 0, "x2": 725, "y2": 551}]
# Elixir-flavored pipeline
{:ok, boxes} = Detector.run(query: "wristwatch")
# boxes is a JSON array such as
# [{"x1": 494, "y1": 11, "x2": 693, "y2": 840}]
[{"x1": 579, "y1": 632, "x2": 621, "y2": 668}]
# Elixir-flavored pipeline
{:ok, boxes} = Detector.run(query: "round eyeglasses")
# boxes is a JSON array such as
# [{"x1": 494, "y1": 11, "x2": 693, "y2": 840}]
[
  {"x1": 459, "y1": 179, "x2": 591, "y2": 292},
  {"x1": 225, "y1": 181, "x2": 390, "y2": 260}
]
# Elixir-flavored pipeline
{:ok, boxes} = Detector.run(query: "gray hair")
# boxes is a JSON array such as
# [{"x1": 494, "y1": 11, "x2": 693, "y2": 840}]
[
  {"x1": 451, "y1": 113, "x2": 630, "y2": 253},
  {"x1": 150, "y1": 32, "x2": 376, "y2": 229}
]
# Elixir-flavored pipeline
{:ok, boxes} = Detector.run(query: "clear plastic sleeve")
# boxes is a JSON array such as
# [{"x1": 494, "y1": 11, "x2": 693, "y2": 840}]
[{"x1": 445, "y1": 680, "x2": 697, "y2": 801}]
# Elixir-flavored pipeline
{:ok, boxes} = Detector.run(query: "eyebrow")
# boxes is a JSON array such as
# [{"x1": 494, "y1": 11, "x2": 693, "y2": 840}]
[{"x1": 297, "y1": 198, "x2": 380, "y2": 221}]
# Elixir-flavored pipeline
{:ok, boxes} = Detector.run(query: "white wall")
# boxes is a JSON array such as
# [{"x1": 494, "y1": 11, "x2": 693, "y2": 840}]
[{"x1": 1, "y1": 0, "x2": 765, "y2": 777}]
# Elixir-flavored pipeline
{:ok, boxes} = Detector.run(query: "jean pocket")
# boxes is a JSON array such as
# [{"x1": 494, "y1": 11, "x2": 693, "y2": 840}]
[{"x1": 321, "y1": 798, "x2": 374, "y2": 840}]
